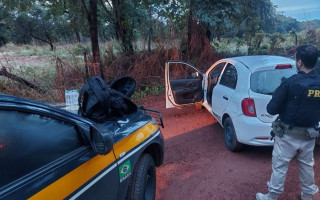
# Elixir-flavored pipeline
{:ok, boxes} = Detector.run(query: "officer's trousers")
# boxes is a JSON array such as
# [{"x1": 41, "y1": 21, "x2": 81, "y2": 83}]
[{"x1": 268, "y1": 134, "x2": 319, "y2": 195}]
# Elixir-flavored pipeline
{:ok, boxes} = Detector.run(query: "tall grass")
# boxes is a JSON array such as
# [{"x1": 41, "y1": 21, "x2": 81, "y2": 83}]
[{"x1": 1, "y1": 30, "x2": 319, "y2": 102}]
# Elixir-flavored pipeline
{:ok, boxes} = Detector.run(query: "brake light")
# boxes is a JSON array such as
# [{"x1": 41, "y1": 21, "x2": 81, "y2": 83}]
[
  {"x1": 275, "y1": 64, "x2": 292, "y2": 69},
  {"x1": 241, "y1": 98, "x2": 256, "y2": 117}
]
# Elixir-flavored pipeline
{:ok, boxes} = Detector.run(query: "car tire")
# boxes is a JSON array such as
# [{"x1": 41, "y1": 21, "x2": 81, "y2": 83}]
[
  {"x1": 223, "y1": 117, "x2": 243, "y2": 152},
  {"x1": 126, "y1": 154, "x2": 156, "y2": 200}
]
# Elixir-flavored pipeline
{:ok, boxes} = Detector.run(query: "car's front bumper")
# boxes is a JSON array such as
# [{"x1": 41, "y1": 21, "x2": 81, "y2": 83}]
[{"x1": 231, "y1": 115, "x2": 274, "y2": 146}]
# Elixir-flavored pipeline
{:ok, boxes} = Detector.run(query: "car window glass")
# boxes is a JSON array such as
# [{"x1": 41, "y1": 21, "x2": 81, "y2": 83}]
[
  {"x1": 0, "y1": 110, "x2": 83, "y2": 188},
  {"x1": 209, "y1": 62, "x2": 226, "y2": 78},
  {"x1": 251, "y1": 68, "x2": 296, "y2": 95},
  {"x1": 169, "y1": 63, "x2": 201, "y2": 80},
  {"x1": 219, "y1": 63, "x2": 237, "y2": 89}
]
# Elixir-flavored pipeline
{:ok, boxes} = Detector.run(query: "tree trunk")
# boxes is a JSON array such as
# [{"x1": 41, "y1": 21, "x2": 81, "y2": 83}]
[
  {"x1": 112, "y1": 0, "x2": 134, "y2": 54},
  {"x1": 148, "y1": 6, "x2": 152, "y2": 53},
  {"x1": 187, "y1": 0, "x2": 195, "y2": 58},
  {"x1": 30, "y1": 33, "x2": 54, "y2": 51},
  {"x1": 84, "y1": 51, "x2": 89, "y2": 80},
  {"x1": 75, "y1": 31, "x2": 81, "y2": 43},
  {"x1": 89, "y1": 0, "x2": 100, "y2": 65},
  {"x1": 206, "y1": 29, "x2": 212, "y2": 42},
  {"x1": 81, "y1": 0, "x2": 104, "y2": 79},
  {"x1": 0, "y1": 67, "x2": 45, "y2": 93}
]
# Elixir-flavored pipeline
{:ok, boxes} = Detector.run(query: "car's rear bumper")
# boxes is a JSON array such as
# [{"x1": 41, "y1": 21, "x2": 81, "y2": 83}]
[{"x1": 232, "y1": 115, "x2": 274, "y2": 146}]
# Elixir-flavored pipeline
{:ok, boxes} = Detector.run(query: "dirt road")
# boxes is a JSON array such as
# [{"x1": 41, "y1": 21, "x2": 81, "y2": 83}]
[{"x1": 141, "y1": 94, "x2": 320, "y2": 200}]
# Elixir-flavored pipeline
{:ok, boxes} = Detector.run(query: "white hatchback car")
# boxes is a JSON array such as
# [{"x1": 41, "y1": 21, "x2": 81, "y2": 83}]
[{"x1": 165, "y1": 56, "x2": 297, "y2": 151}]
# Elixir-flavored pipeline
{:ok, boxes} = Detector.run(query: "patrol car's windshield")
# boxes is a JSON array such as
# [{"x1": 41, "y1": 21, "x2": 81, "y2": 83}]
[{"x1": 250, "y1": 68, "x2": 297, "y2": 95}]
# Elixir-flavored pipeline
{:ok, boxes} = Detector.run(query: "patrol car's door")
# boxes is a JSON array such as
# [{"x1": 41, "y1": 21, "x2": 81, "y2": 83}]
[
  {"x1": 165, "y1": 60, "x2": 204, "y2": 108},
  {"x1": 0, "y1": 103, "x2": 119, "y2": 200}
]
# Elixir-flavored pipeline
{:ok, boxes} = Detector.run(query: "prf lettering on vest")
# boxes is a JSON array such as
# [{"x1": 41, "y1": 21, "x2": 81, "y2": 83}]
[{"x1": 307, "y1": 89, "x2": 320, "y2": 97}]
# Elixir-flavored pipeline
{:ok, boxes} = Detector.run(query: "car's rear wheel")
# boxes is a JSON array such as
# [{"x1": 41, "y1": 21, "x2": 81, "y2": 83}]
[
  {"x1": 223, "y1": 118, "x2": 243, "y2": 152},
  {"x1": 126, "y1": 154, "x2": 156, "y2": 200}
]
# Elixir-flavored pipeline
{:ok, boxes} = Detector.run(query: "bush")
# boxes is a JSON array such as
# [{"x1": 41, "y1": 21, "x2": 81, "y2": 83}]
[
  {"x1": 132, "y1": 83, "x2": 165, "y2": 101},
  {"x1": 72, "y1": 43, "x2": 90, "y2": 56}
]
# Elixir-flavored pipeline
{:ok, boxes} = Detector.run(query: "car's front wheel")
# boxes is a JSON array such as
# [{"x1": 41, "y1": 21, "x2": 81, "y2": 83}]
[
  {"x1": 126, "y1": 153, "x2": 156, "y2": 200},
  {"x1": 223, "y1": 117, "x2": 243, "y2": 152}
]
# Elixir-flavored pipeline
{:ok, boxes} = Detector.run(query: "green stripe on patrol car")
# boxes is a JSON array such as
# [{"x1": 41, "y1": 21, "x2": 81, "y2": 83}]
[{"x1": 119, "y1": 160, "x2": 132, "y2": 182}]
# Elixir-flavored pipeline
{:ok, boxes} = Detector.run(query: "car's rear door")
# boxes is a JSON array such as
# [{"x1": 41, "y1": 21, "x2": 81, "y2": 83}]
[
  {"x1": 0, "y1": 102, "x2": 119, "y2": 200},
  {"x1": 165, "y1": 60, "x2": 204, "y2": 108},
  {"x1": 210, "y1": 63, "x2": 238, "y2": 121}
]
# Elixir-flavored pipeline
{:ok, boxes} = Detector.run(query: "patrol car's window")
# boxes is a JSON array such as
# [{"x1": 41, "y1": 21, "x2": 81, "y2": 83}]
[
  {"x1": 0, "y1": 110, "x2": 83, "y2": 188},
  {"x1": 219, "y1": 63, "x2": 237, "y2": 89},
  {"x1": 250, "y1": 68, "x2": 296, "y2": 95}
]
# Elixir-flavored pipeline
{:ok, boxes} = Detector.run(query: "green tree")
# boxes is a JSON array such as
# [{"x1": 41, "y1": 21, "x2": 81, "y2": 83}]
[
  {"x1": 0, "y1": 2, "x2": 10, "y2": 46},
  {"x1": 43, "y1": 0, "x2": 103, "y2": 77},
  {"x1": 99, "y1": 0, "x2": 136, "y2": 54},
  {"x1": 268, "y1": 33, "x2": 285, "y2": 55},
  {"x1": 235, "y1": 0, "x2": 276, "y2": 54},
  {"x1": 192, "y1": 0, "x2": 237, "y2": 41},
  {"x1": 45, "y1": 0, "x2": 88, "y2": 43},
  {"x1": 275, "y1": 14, "x2": 299, "y2": 33},
  {"x1": 8, "y1": 6, "x2": 57, "y2": 50},
  {"x1": 133, "y1": 0, "x2": 165, "y2": 52}
]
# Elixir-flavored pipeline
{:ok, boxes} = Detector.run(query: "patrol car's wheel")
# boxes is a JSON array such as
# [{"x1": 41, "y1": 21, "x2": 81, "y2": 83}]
[
  {"x1": 223, "y1": 118, "x2": 243, "y2": 152},
  {"x1": 126, "y1": 154, "x2": 156, "y2": 200}
]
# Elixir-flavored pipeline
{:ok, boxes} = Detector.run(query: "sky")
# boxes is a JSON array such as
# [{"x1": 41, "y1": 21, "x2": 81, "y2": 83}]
[{"x1": 271, "y1": 0, "x2": 320, "y2": 22}]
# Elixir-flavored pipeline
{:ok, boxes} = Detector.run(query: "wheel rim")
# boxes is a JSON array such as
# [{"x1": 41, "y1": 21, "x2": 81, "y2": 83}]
[{"x1": 144, "y1": 167, "x2": 155, "y2": 199}]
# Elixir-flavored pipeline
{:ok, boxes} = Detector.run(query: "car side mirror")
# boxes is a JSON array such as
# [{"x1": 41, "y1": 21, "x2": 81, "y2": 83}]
[{"x1": 90, "y1": 123, "x2": 114, "y2": 155}]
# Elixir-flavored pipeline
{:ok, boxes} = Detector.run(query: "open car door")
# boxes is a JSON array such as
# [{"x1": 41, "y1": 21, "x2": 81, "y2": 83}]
[{"x1": 165, "y1": 60, "x2": 204, "y2": 108}]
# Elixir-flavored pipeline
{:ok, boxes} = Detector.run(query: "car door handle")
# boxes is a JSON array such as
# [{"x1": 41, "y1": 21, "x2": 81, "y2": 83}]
[{"x1": 223, "y1": 96, "x2": 228, "y2": 100}]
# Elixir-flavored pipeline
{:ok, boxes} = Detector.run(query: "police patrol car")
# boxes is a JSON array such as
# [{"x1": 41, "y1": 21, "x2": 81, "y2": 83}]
[{"x1": 0, "y1": 94, "x2": 164, "y2": 199}]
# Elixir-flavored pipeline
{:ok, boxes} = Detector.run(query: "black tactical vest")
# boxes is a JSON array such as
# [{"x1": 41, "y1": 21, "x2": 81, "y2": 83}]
[{"x1": 288, "y1": 70, "x2": 320, "y2": 127}]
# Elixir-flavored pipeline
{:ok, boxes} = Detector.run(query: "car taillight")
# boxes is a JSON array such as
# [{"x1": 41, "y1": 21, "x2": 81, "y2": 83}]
[
  {"x1": 275, "y1": 64, "x2": 292, "y2": 69},
  {"x1": 241, "y1": 98, "x2": 256, "y2": 117}
]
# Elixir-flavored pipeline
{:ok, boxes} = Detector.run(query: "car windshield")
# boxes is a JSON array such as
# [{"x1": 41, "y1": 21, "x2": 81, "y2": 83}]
[{"x1": 250, "y1": 68, "x2": 297, "y2": 95}]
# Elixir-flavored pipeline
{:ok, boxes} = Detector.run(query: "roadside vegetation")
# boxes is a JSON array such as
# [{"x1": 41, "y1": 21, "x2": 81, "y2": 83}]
[{"x1": 0, "y1": 0, "x2": 319, "y2": 102}]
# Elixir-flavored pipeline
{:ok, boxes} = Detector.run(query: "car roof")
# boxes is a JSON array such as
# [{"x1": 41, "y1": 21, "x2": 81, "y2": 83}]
[{"x1": 228, "y1": 55, "x2": 295, "y2": 70}]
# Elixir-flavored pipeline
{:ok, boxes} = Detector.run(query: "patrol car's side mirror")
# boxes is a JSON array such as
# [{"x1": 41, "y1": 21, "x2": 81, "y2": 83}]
[{"x1": 90, "y1": 124, "x2": 114, "y2": 155}]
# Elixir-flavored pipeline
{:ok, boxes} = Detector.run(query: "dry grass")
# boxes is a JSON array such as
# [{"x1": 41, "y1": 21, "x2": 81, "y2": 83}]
[{"x1": 0, "y1": 38, "x2": 221, "y2": 102}]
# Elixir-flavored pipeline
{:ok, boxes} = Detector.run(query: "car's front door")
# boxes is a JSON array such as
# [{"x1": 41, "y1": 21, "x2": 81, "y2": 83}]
[
  {"x1": 165, "y1": 60, "x2": 204, "y2": 108},
  {"x1": 0, "y1": 104, "x2": 119, "y2": 200}
]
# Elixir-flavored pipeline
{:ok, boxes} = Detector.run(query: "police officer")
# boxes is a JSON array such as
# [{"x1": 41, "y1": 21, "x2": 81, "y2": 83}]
[{"x1": 256, "y1": 44, "x2": 320, "y2": 200}]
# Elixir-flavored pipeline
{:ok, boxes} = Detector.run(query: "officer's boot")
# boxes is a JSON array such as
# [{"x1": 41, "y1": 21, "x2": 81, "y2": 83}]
[
  {"x1": 301, "y1": 192, "x2": 313, "y2": 200},
  {"x1": 256, "y1": 192, "x2": 278, "y2": 200}
]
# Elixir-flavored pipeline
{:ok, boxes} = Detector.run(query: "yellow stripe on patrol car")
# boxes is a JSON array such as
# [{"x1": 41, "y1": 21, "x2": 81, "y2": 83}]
[
  {"x1": 28, "y1": 122, "x2": 158, "y2": 199},
  {"x1": 113, "y1": 122, "x2": 159, "y2": 159},
  {"x1": 28, "y1": 153, "x2": 115, "y2": 200}
]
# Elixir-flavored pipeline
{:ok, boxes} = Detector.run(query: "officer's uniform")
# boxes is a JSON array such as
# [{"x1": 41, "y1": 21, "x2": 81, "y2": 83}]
[{"x1": 266, "y1": 69, "x2": 320, "y2": 198}]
